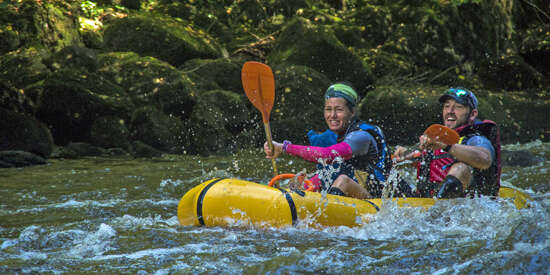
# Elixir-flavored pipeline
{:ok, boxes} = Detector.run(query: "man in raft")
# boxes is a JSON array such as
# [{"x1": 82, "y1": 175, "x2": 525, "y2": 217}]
[
  {"x1": 264, "y1": 82, "x2": 410, "y2": 199},
  {"x1": 393, "y1": 87, "x2": 501, "y2": 198}
]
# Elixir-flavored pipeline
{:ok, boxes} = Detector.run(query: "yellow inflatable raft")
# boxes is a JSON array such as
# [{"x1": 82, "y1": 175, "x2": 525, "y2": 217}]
[{"x1": 177, "y1": 178, "x2": 531, "y2": 228}]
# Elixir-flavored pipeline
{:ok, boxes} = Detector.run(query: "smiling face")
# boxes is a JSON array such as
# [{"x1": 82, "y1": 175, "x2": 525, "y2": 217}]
[
  {"x1": 324, "y1": 97, "x2": 355, "y2": 135},
  {"x1": 442, "y1": 98, "x2": 477, "y2": 129}
]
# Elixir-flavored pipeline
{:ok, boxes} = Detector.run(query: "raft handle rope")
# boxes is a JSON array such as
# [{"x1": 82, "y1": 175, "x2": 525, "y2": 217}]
[{"x1": 268, "y1": 173, "x2": 314, "y2": 191}]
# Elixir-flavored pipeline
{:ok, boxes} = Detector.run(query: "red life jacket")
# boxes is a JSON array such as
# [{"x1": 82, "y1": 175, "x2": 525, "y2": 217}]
[{"x1": 416, "y1": 120, "x2": 501, "y2": 196}]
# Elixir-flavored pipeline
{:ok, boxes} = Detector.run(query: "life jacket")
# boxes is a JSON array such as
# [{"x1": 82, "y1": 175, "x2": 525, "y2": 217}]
[
  {"x1": 417, "y1": 120, "x2": 501, "y2": 196},
  {"x1": 342, "y1": 120, "x2": 393, "y2": 182},
  {"x1": 309, "y1": 120, "x2": 392, "y2": 182}
]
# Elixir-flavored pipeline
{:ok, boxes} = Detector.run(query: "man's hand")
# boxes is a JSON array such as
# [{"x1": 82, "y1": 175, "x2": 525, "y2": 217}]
[
  {"x1": 392, "y1": 146, "x2": 421, "y2": 163},
  {"x1": 418, "y1": 134, "x2": 448, "y2": 152}
]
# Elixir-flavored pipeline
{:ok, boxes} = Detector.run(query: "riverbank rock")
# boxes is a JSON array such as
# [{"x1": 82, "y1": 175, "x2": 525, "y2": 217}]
[
  {"x1": 0, "y1": 151, "x2": 46, "y2": 168},
  {"x1": 130, "y1": 106, "x2": 186, "y2": 153},
  {"x1": 104, "y1": 12, "x2": 220, "y2": 67},
  {"x1": 131, "y1": 141, "x2": 162, "y2": 158},
  {"x1": 97, "y1": 52, "x2": 196, "y2": 119},
  {"x1": 35, "y1": 71, "x2": 123, "y2": 145},
  {"x1": 186, "y1": 89, "x2": 250, "y2": 155},
  {"x1": 181, "y1": 58, "x2": 243, "y2": 93},
  {"x1": 90, "y1": 116, "x2": 131, "y2": 150},
  {"x1": 269, "y1": 17, "x2": 374, "y2": 94},
  {"x1": 501, "y1": 149, "x2": 546, "y2": 167},
  {"x1": 0, "y1": 1, "x2": 82, "y2": 55},
  {"x1": 270, "y1": 65, "x2": 332, "y2": 144},
  {"x1": 0, "y1": 108, "x2": 54, "y2": 158}
]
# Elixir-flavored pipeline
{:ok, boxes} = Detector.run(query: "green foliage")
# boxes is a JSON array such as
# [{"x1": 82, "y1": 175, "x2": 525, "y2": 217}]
[
  {"x1": 81, "y1": 1, "x2": 103, "y2": 18},
  {"x1": 450, "y1": 0, "x2": 482, "y2": 5}
]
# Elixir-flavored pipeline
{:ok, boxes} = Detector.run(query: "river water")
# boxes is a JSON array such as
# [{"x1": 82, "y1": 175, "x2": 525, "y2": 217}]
[{"x1": 1, "y1": 141, "x2": 549, "y2": 274}]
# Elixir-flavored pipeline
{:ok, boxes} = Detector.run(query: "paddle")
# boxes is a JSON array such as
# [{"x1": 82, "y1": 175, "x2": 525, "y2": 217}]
[
  {"x1": 424, "y1": 124, "x2": 460, "y2": 145},
  {"x1": 241, "y1": 61, "x2": 278, "y2": 177},
  {"x1": 393, "y1": 124, "x2": 460, "y2": 161}
]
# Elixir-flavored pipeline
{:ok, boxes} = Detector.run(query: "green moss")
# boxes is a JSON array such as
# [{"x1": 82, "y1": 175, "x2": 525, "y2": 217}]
[{"x1": 104, "y1": 12, "x2": 220, "y2": 66}]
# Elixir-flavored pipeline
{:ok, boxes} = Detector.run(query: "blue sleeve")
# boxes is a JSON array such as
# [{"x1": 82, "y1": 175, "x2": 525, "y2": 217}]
[
  {"x1": 307, "y1": 129, "x2": 338, "y2": 147},
  {"x1": 465, "y1": 135, "x2": 496, "y2": 161},
  {"x1": 344, "y1": 130, "x2": 377, "y2": 156}
]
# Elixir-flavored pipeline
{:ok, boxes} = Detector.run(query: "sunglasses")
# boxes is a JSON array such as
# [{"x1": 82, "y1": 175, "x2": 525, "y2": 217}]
[{"x1": 445, "y1": 88, "x2": 476, "y2": 108}]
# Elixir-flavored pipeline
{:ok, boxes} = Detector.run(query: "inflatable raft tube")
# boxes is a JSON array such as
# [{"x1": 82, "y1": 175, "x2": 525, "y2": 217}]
[{"x1": 177, "y1": 178, "x2": 532, "y2": 228}]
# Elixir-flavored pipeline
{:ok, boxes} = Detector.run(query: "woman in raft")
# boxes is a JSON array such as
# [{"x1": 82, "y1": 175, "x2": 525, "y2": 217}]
[{"x1": 264, "y1": 82, "x2": 411, "y2": 199}]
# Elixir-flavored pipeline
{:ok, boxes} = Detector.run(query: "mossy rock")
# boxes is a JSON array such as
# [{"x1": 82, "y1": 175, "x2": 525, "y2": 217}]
[
  {"x1": 518, "y1": 24, "x2": 550, "y2": 79},
  {"x1": 0, "y1": 82, "x2": 35, "y2": 114},
  {"x1": 478, "y1": 55, "x2": 545, "y2": 92},
  {"x1": 36, "y1": 72, "x2": 123, "y2": 145},
  {"x1": 365, "y1": 49, "x2": 416, "y2": 79},
  {"x1": 130, "y1": 106, "x2": 186, "y2": 153},
  {"x1": 191, "y1": 89, "x2": 249, "y2": 134},
  {"x1": 349, "y1": 4, "x2": 393, "y2": 48},
  {"x1": 483, "y1": 92, "x2": 550, "y2": 143},
  {"x1": 90, "y1": 116, "x2": 131, "y2": 149},
  {"x1": 180, "y1": 58, "x2": 243, "y2": 93},
  {"x1": 269, "y1": 65, "x2": 332, "y2": 145},
  {"x1": 0, "y1": 25, "x2": 20, "y2": 54},
  {"x1": 97, "y1": 52, "x2": 197, "y2": 119},
  {"x1": 0, "y1": 1, "x2": 82, "y2": 54},
  {"x1": 46, "y1": 45, "x2": 99, "y2": 72},
  {"x1": 0, "y1": 48, "x2": 50, "y2": 91},
  {"x1": 359, "y1": 85, "x2": 442, "y2": 145},
  {"x1": 360, "y1": 85, "x2": 550, "y2": 144},
  {"x1": 370, "y1": 1, "x2": 514, "y2": 72},
  {"x1": 0, "y1": 108, "x2": 54, "y2": 158},
  {"x1": 0, "y1": 151, "x2": 47, "y2": 168},
  {"x1": 104, "y1": 12, "x2": 220, "y2": 67},
  {"x1": 186, "y1": 89, "x2": 249, "y2": 155},
  {"x1": 332, "y1": 24, "x2": 367, "y2": 49},
  {"x1": 269, "y1": 17, "x2": 374, "y2": 94}
]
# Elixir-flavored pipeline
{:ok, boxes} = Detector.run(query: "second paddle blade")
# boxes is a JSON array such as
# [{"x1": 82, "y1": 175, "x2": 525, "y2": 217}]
[{"x1": 424, "y1": 124, "x2": 460, "y2": 145}]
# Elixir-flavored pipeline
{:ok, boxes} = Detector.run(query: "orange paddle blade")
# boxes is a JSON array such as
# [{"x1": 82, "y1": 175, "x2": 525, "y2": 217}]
[
  {"x1": 424, "y1": 124, "x2": 460, "y2": 145},
  {"x1": 241, "y1": 61, "x2": 275, "y2": 123}
]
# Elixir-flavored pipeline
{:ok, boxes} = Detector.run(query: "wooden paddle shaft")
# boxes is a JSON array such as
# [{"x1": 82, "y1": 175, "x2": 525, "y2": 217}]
[{"x1": 263, "y1": 121, "x2": 278, "y2": 176}]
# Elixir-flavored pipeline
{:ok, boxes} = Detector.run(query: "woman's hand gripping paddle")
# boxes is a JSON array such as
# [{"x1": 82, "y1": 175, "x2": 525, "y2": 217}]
[
  {"x1": 242, "y1": 61, "x2": 278, "y2": 177},
  {"x1": 393, "y1": 124, "x2": 460, "y2": 162}
]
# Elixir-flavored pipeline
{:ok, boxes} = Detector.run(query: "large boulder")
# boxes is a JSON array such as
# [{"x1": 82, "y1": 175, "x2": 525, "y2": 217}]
[
  {"x1": 482, "y1": 91, "x2": 550, "y2": 143},
  {"x1": 359, "y1": 85, "x2": 441, "y2": 145},
  {"x1": 97, "y1": 52, "x2": 197, "y2": 119},
  {"x1": 518, "y1": 24, "x2": 550, "y2": 90},
  {"x1": 269, "y1": 65, "x2": 332, "y2": 144},
  {"x1": 0, "y1": 82, "x2": 35, "y2": 115},
  {"x1": 35, "y1": 70, "x2": 125, "y2": 145},
  {"x1": 0, "y1": 1, "x2": 82, "y2": 55},
  {"x1": 0, "y1": 48, "x2": 50, "y2": 93},
  {"x1": 371, "y1": 1, "x2": 515, "y2": 70},
  {"x1": 181, "y1": 58, "x2": 243, "y2": 93},
  {"x1": 478, "y1": 55, "x2": 545, "y2": 92},
  {"x1": 186, "y1": 89, "x2": 250, "y2": 155},
  {"x1": 90, "y1": 116, "x2": 132, "y2": 150},
  {"x1": 104, "y1": 13, "x2": 220, "y2": 67},
  {"x1": 130, "y1": 106, "x2": 186, "y2": 153},
  {"x1": 0, "y1": 151, "x2": 47, "y2": 168},
  {"x1": 269, "y1": 17, "x2": 374, "y2": 95},
  {"x1": 0, "y1": 108, "x2": 54, "y2": 158}
]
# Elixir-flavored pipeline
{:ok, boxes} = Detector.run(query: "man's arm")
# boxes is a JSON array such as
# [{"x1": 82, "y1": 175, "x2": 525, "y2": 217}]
[
  {"x1": 446, "y1": 144, "x2": 492, "y2": 170},
  {"x1": 420, "y1": 135, "x2": 494, "y2": 170}
]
